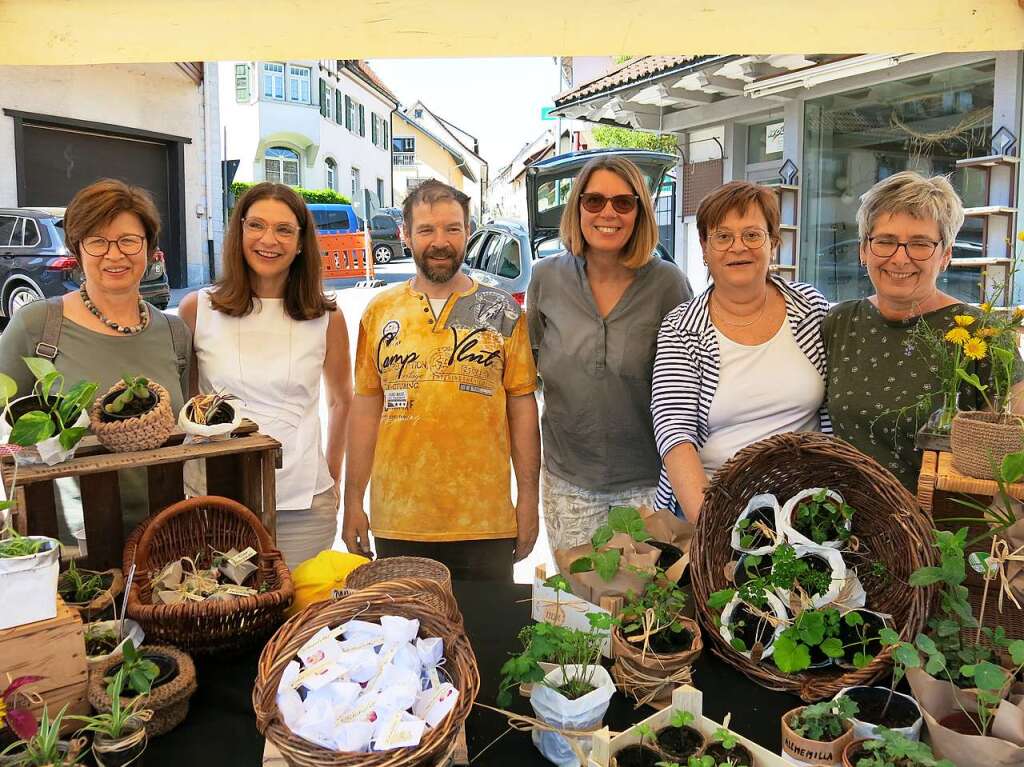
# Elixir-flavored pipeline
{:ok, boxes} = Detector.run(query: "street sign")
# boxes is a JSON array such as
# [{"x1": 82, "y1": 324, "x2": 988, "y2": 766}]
[{"x1": 541, "y1": 106, "x2": 556, "y2": 121}]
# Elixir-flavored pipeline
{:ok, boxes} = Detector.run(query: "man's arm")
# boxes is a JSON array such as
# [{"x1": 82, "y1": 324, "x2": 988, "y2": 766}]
[
  {"x1": 507, "y1": 392, "x2": 540, "y2": 562},
  {"x1": 342, "y1": 392, "x2": 383, "y2": 557}
]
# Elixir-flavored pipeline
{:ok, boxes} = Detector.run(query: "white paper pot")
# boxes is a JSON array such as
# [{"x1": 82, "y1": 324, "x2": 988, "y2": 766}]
[
  {"x1": 529, "y1": 664, "x2": 615, "y2": 767},
  {"x1": 837, "y1": 685, "x2": 923, "y2": 742},
  {"x1": 85, "y1": 619, "x2": 145, "y2": 664},
  {"x1": 73, "y1": 527, "x2": 89, "y2": 557},
  {"x1": 780, "y1": 488, "x2": 851, "y2": 550},
  {"x1": 0, "y1": 400, "x2": 90, "y2": 466},
  {"x1": 0, "y1": 536, "x2": 60, "y2": 630},
  {"x1": 178, "y1": 400, "x2": 242, "y2": 442},
  {"x1": 720, "y1": 591, "x2": 788, "y2": 660},
  {"x1": 776, "y1": 544, "x2": 848, "y2": 610},
  {"x1": 731, "y1": 493, "x2": 782, "y2": 556}
]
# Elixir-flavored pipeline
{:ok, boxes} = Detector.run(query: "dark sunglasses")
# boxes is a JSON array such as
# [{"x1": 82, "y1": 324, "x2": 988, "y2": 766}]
[{"x1": 579, "y1": 192, "x2": 639, "y2": 214}]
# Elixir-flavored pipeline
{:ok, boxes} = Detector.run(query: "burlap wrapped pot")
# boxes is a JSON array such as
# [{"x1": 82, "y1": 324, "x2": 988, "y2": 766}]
[
  {"x1": 90, "y1": 380, "x2": 175, "y2": 453},
  {"x1": 951, "y1": 410, "x2": 1024, "y2": 480},
  {"x1": 610, "y1": 617, "x2": 702, "y2": 709}
]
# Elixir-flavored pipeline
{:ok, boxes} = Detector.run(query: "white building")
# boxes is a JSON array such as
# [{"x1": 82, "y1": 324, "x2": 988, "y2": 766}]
[
  {"x1": 219, "y1": 59, "x2": 398, "y2": 208},
  {"x1": 0, "y1": 62, "x2": 222, "y2": 288},
  {"x1": 488, "y1": 129, "x2": 566, "y2": 222}
]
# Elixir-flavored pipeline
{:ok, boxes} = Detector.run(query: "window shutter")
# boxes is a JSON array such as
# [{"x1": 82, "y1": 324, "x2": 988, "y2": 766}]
[
  {"x1": 235, "y1": 64, "x2": 250, "y2": 102},
  {"x1": 371, "y1": 114, "x2": 378, "y2": 145},
  {"x1": 335, "y1": 91, "x2": 342, "y2": 124},
  {"x1": 319, "y1": 79, "x2": 327, "y2": 117},
  {"x1": 345, "y1": 96, "x2": 353, "y2": 130},
  {"x1": 359, "y1": 105, "x2": 365, "y2": 137},
  {"x1": 383, "y1": 121, "x2": 388, "y2": 149}
]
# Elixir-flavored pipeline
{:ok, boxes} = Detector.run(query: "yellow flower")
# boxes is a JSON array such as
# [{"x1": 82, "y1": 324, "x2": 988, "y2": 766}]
[
  {"x1": 0, "y1": 697, "x2": 6, "y2": 728},
  {"x1": 980, "y1": 302, "x2": 993, "y2": 313},
  {"x1": 1018, "y1": 231, "x2": 1024, "y2": 243},
  {"x1": 964, "y1": 337, "x2": 988, "y2": 361},
  {"x1": 976, "y1": 327, "x2": 998, "y2": 338},
  {"x1": 1015, "y1": 307, "x2": 1024, "y2": 322},
  {"x1": 945, "y1": 327, "x2": 971, "y2": 345},
  {"x1": 953, "y1": 315, "x2": 976, "y2": 328}
]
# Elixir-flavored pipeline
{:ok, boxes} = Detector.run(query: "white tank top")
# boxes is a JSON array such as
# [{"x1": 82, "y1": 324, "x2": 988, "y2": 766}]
[{"x1": 194, "y1": 288, "x2": 332, "y2": 509}]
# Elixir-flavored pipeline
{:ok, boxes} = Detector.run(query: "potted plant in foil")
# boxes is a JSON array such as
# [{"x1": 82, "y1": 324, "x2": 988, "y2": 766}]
[
  {"x1": 70, "y1": 668, "x2": 151, "y2": 767},
  {"x1": 179, "y1": 390, "x2": 241, "y2": 441},
  {"x1": 91, "y1": 375, "x2": 175, "y2": 453}
]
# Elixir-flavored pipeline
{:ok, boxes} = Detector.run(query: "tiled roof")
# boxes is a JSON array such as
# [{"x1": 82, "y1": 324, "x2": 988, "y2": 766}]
[
  {"x1": 555, "y1": 55, "x2": 712, "y2": 105},
  {"x1": 343, "y1": 60, "x2": 399, "y2": 105}
]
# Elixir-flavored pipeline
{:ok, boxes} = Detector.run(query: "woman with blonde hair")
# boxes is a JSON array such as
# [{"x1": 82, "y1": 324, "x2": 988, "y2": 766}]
[
  {"x1": 527, "y1": 155, "x2": 691, "y2": 551},
  {"x1": 179, "y1": 183, "x2": 352, "y2": 568}
]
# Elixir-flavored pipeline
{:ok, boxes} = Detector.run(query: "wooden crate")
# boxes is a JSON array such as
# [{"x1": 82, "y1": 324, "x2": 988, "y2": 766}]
[
  {"x1": 0, "y1": 596, "x2": 89, "y2": 733},
  {"x1": 2, "y1": 419, "x2": 282, "y2": 570},
  {"x1": 589, "y1": 685, "x2": 789, "y2": 767}
]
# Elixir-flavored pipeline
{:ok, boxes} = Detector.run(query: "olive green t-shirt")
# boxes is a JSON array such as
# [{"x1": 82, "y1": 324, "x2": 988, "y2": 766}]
[
  {"x1": 822, "y1": 300, "x2": 986, "y2": 491},
  {"x1": 0, "y1": 299, "x2": 190, "y2": 538}
]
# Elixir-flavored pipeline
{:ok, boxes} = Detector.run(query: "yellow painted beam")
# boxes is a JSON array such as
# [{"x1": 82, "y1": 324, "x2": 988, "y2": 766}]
[{"x1": 0, "y1": 0, "x2": 1020, "y2": 65}]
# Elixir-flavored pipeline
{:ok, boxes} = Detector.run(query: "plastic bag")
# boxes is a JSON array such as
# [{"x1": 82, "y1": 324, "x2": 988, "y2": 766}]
[{"x1": 529, "y1": 665, "x2": 615, "y2": 767}]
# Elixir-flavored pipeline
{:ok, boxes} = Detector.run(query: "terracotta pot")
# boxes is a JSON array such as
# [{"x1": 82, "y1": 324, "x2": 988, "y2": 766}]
[{"x1": 781, "y1": 706, "x2": 854, "y2": 767}]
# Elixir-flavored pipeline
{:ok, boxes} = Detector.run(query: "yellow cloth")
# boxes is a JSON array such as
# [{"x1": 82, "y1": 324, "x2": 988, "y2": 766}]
[
  {"x1": 286, "y1": 550, "x2": 370, "y2": 617},
  {"x1": 354, "y1": 279, "x2": 537, "y2": 541}
]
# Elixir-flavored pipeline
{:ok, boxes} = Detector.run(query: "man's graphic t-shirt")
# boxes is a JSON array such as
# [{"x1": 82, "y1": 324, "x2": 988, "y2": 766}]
[{"x1": 355, "y1": 279, "x2": 537, "y2": 541}]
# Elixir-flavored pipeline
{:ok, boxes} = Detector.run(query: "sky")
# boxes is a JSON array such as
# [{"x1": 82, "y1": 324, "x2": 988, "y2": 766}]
[{"x1": 367, "y1": 57, "x2": 561, "y2": 171}]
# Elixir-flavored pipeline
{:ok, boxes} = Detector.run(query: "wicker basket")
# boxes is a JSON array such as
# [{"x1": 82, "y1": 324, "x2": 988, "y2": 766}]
[
  {"x1": 951, "y1": 411, "x2": 1024, "y2": 480},
  {"x1": 346, "y1": 556, "x2": 453, "y2": 594},
  {"x1": 90, "y1": 380, "x2": 175, "y2": 453},
  {"x1": 346, "y1": 577, "x2": 463, "y2": 627},
  {"x1": 123, "y1": 496, "x2": 294, "y2": 654},
  {"x1": 87, "y1": 644, "x2": 197, "y2": 737},
  {"x1": 691, "y1": 432, "x2": 937, "y2": 702},
  {"x1": 60, "y1": 567, "x2": 124, "y2": 622},
  {"x1": 254, "y1": 581, "x2": 479, "y2": 767}
]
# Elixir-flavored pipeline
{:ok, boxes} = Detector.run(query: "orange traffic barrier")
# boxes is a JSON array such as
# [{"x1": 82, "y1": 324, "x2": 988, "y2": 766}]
[{"x1": 319, "y1": 232, "x2": 375, "y2": 280}]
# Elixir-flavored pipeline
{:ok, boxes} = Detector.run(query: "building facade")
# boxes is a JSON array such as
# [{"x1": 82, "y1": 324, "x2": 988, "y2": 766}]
[
  {"x1": 391, "y1": 111, "x2": 479, "y2": 217},
  {"x1": 219, "y1": 59, "x2": 397, "y2": 209}
]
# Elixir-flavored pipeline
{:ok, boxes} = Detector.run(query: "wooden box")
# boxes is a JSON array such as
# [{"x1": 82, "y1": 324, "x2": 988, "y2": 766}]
[
  {"x1": 589, "y1": 685, "x2": 789, "y2": 767},
  {"x1": 0, "y1": 596, "x2": 90, "y2": 732}
]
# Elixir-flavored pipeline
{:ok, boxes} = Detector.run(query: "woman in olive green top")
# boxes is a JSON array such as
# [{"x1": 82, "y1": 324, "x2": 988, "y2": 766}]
[
  {"x1": 0, "y1": 179, "x2": 190, "y2": 537},
  {"x1": 823, "y1": 170, "x2": 1022, "y2": 490}
]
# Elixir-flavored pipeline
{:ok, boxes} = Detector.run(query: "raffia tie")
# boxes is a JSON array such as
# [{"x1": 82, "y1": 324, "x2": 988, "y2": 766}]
[
  {"x1": 474, "y1": 702, "x2": 604, "y2": 767},
  {"x1": 611, "y1": 657, "x2": 693, "y2": 709},
  {"x1": 979, "y1": 537, "x2": 1024, "y2": 620},
  {"x1": 92, "y1": 716, "x2": 150, "y2": 757}
]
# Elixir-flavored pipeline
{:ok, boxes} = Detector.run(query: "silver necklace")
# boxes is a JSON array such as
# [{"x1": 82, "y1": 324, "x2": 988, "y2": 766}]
[{"x1": 711, "y1": 290, "x2": 769, "y2": 328}]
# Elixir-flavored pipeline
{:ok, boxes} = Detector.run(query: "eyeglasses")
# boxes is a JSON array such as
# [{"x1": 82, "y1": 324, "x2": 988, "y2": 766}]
[
  {"x1": 242, "y1": 218, "x2": 301, "y2": 240},
  {"x1": 707, "y1": 229, "x2": 768, "y2": 252},
  {"x1": 579, "y1": 193, "x2": 639, "y2": 214},
  {"x1": 866, "y1": 236, "x2": 941, "y2": 261},
  {"x1": 80, "y1": 234, "x2": 145, "y2": 257}
]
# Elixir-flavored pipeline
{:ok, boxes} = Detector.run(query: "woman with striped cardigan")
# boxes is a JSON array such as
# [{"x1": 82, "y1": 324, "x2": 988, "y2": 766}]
[{"x1": 651, "y1": 181, "x2": 830, "y2": 521}]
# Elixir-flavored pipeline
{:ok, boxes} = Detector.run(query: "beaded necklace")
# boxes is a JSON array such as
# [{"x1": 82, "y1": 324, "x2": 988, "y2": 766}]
[{"x1": 79, "y1": 283, "x2": 149, "y2": 335}]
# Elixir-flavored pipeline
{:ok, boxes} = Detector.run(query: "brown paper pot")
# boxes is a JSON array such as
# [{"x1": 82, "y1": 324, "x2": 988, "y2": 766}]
[
  {"x1": 951, "y1": 411, "x2": 1024, "y2": 481},
  {"x1": 782, "y1": 707, "x2": 854, "y2": 767},
  {"x1": 907, "y1": 667, "x2": 1024, "y2": 766},
  {"x1": 60, "y1": 568, "x2": 124, "y2": 623},
  {"x1": 610, "y1": 618, "x2": 702, "y2": 708},
  {"x1": 555, "y1": 536, "x2": 659, "y2": 605}
]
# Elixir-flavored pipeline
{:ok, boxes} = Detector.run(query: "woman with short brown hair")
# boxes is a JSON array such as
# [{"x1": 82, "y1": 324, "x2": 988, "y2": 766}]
[
  {"x1": 652, "y1": 181, "x2": 830, "y2": 521},
  {"x1": 179, "y1": 183, "x2": 352, "y2": 568}
]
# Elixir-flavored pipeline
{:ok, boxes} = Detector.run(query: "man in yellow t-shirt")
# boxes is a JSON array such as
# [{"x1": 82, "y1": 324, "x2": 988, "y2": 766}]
[{"x1": 342, "y1": 179, "x2": 540, "y2": 581}]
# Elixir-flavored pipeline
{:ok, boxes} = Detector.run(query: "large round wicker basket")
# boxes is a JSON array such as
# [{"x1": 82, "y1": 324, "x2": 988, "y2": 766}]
[
  {"x1": 123, "y1": 496, "x2": 293, "y2": 654},
  {"x1": 345, "y1": 576, "x2": 463, "y2": 627},
  {"x1": 346, "y1": 556, "x2": 453, "y2": 596},
  {"x1": 90, "y1": 380, "x2": 175, "y2": 453},
  {"x1": 691, "y1": 433, "x2": 936, "y2": 702},
  {"x1": 254, "y1": 581, "x2": 479, "y2": 767}
]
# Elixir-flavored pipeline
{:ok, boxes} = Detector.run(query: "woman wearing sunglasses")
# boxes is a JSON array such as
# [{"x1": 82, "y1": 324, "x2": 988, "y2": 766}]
[
  {"x1": 0, "y1": 178, "x2": 191, "y2": 536},
  {"x1": 526, "y1": 155, "x2": 691, "y2": 552},
  {"x1": 652, "y1": 181, "x2": 830, "y2": 521},
  {"x1": 179, "y1": 183, "x2": 352, "y2": 568}
]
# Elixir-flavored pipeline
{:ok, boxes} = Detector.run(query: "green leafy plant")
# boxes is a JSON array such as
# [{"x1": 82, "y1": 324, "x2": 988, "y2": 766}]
[
  {"x1": 947, "y1": 449, "x2": 1024, "y2": 545},
  {"x1": 103, "y1": 375, "x2": 153, "y2": 415},
  {"x1": 84, "y1": 626, "x2": 120, "y2": 658},
  {"x1": 57, "y1": 561, "x2": 104, "y2": 604},
  {"x1": 107, "y1": 639, "x2": 160, "y2": 696},
  {"x1": 616, "y1": 570, "x2": 690, "y2": 652},
  {"x1": 0, "y1": 527, "x2": 46, "y2": 559},
  {"x1": 69, "y1": 668, "x2": 150, "y2": 740},
  {"x1": 853, "y1": 726, "x2": 954, "y2": 767},
  {"x1": 670, "y1": 709, "x2": 695, "y2": 729},
  {"x1": 230, "y1": 181, "x2": 351, "y2": 206},
  {"x1": 772, "y1": 608, "x2": 844, "y2": 673},
  {"x1": 0, "y1": 675, "x2": 43, "y2": 740},
  {"x1": 791, "y1": 489, "x2": 854, "y2": 545},
  {"x1": 631, "y1": 721, "x2": 656, "y2": 749},
  {"x1": 788, "y1": 695, "x2": 858, "y2": 742},
  {"x1": 0, "y1": 704, "x2": 81, "y2": 766},
  {"x1": 3, "y1": 357, "x2": 96, "y2": 451},
  {"x1": 570, "y1": 506, "x2": 651, "y2": 582},
  {"x1": 840, "y1": 610, "x2": 888, "y2": 669}
]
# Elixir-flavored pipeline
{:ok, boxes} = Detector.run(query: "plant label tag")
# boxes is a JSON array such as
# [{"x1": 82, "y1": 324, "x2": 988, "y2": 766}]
[
  {"x1": 969, "y1": 551, "x2": 997, "y2": 575},
  {"x1": 531, "y1": 573, "x2": 612, "y2": 657},
  {"x1": 373, "y1": 712, "x2": 426, "y2": 750},
  {"x1": 181, "y1": 591, "x2": 205, "y2": 602},
  {"x1": 293, "y1": 658, "x2": 345, "y2": 691},
  {"x1": 228, "y1": 547, "x2": 258, "y2": 566}
]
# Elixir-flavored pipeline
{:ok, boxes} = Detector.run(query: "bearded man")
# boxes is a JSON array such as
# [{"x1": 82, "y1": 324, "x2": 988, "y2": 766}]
[{"x1": 342, "y1": 179, "x2": 540, "y2": 581}]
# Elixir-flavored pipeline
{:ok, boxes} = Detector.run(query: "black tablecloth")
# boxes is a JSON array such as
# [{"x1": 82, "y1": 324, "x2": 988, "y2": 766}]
[{"x1": 146, "y1": 580, "x2": 802, "y2": 766}]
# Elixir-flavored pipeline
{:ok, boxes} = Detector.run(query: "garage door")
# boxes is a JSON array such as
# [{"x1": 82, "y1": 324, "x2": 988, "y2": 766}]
[{"x1": 20, "y1": 123, "x2": 183, "y2": 287}]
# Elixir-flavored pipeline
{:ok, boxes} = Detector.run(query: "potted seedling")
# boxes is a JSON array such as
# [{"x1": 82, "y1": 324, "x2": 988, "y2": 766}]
[
  {"x1": 833, "y1": 610, "x2": 890, "y2": 671},
  {"x1": 772, "y1": 544, "x2": 848, "y2": 611},
  {"x1": 836, "y1": 686, "x2": 922, "y2": 741},
  {"x1": 0, "y1": 526, "x2": 61, "y2": 631},
  {"x1": 781, "y1": 489, "x2": 854, "y2": 549},
  {"x1": 70, "y1": 668, "x2": 151, "y2": 767},
  {"x1": 0, "y1": 705, "x2": 83, "y2": 767},
  {"x1": 702, "y1": 725, "x2": 754, "y2": 767},
  {"x1": 655, "y1": 709, "x2": 706, "y2": 764},
  {"x1": 179, "y1": 390, "x2": 241, "y2": 441},
  {"x1": 91, "y1": 376, "x2": 174, "y2": 453},
  {"x1": 569, "y1": 506, "x2": 655, "y2": 582},
  {"x1": 58, "y1": 562, "x2": 124, "y2": 622},
  {"x1": 612, "y1": 570, "x2": 701, "y2": 669},
  {"x1": 711, "y1": 584, "x2": 789, "y2": 661},
  {"x1": 771, "y1": 607, "x2": 844, "y2": 674},
  {"x1": 0, "y1": 359, "x2": 97, "y2": 466},
  {"x1": 841, "y1": 727, "x2": 953, "y2": 767},
  {"x1": 731, "y1": 493, "x2": 782, "y2": 556},
  {"x1": 781, "y1": 695, "x2": 857, "y2": 767},
  {"x1": 611, "y1": 723, "x2": 662, "y2": 767}
]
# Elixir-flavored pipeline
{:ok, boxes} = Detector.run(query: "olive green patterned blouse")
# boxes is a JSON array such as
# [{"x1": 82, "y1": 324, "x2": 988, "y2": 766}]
[{"x1": 822, "y1": 299, "x2": 986, "y2": 491}]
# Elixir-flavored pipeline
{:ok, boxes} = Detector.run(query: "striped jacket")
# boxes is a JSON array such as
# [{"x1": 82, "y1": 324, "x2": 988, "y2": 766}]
[{"x1": 652, "y1": 276, "x2": 832, "y2": 510}]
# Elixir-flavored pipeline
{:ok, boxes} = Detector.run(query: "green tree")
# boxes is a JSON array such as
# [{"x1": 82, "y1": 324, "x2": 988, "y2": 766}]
[{"x1": 591, "y1": 126, "x2": 678, "y2": 154}]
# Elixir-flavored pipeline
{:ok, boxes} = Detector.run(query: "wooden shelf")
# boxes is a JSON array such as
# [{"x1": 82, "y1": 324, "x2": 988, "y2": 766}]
[
  {"x1": 766, "y1": 183, "x2": 800, "y2": 192},
  {"x1": 956, "y1": 154, "x2": 1020, "y2": 169},
  {"x1": 964, "y1": 205, "x2": 1017, "y2": 217}
]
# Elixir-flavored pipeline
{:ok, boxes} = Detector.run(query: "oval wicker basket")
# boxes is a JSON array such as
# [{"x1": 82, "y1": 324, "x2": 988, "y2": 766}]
[
  {"x1": 123, "y1": 495, "x2": 294, "y2": 654},
  {"x1": 346, "y1": 576, "x2": 463, "y2": 627},
  {"x1": 90, "y1": 380, "x2": 175, "y2": 453},
  {"x1": 346, "y1": 556, "x2": 453, "y2": 596},
  {"x1": 691, "y1": 432, "x2": 936, "y2": 702},
  {"x1": 254, "y1": 581, "x2": 479, "y2": 767}
]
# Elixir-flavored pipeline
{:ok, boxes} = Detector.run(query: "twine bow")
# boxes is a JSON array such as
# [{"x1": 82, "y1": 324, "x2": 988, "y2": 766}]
[
  {"x1": 978, "y1": 536, "x2": 1024, "y2": 626},
  {"x1": 472, "y1": 702, "x2": 604, "y2": 766},
  {"x1": 611, "y1": 658, "x2": 693, "y2": 709}
]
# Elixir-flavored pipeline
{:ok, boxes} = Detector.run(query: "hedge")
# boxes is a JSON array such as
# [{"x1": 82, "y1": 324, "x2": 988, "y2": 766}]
[{"x1": 230, "y1": 181, "x2": 351, "y2": 205}]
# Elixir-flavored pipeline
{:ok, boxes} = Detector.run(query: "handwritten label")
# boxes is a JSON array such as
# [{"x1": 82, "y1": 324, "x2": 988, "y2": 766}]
[{"x1": 228, "y1": 547, "x2": 257, "y2": 567}]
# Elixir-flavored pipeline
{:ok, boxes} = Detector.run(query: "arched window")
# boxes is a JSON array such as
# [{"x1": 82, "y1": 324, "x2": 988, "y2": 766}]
[
  {"x1": 325, "y1": 158, "x2": 337, "y2": 191},
  {"x1": 265, "y1": 146, "x2": 299, "y2": 186}
]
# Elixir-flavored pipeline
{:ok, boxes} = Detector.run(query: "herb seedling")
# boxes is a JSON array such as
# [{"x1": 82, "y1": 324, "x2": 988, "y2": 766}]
[
  {"x1": 617, "y1": 569, "x2": 690, "y2": 653},
  {"x1": 853, "y1": 727, "x2": 954, "y2": 767},
  {"x1": 570, "y1": 506, "x2": 651, "y2": 582},
  {"x1": 791, "y1": 489, "x2": 853, "y2": 545},
  {"x1": 57, "y1": 561, "x2": 105, "y2": 604},
  {"x1": 788, "y1": 695, "x2": 858, "y2": 741}
]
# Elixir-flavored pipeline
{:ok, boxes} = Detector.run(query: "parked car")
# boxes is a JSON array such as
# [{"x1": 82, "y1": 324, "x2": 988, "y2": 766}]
[
  {"x1": 309, "y1": 203, "x2": 408, "y2": 265},
  {"x1": 463, "y1": 149, "x2": 682, "y2": 306},
  {"x1": 364, "y1": 214, "x2": 407, "y2": 264},
  {"x1": 0, "y1": 207, "x2": 170, "y2": 317},
  {"x1": 308, "y1": 203, "x2": 360, "y2": 234}
]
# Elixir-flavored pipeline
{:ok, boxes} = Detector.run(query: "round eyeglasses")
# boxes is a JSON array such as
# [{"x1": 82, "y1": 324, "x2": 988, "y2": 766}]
[
  {"x1": 866, "y1": 236, "x2": 941, "y2": 261},
  {"x1": 80, "y1": 235, "x2": 146, "y2": 257},
  {"x1": 707, "y1": 229, "x2": 768, "y2": 252},
  {"x1": 242, "y1": 218, "x2": 301, "y2": 240}
]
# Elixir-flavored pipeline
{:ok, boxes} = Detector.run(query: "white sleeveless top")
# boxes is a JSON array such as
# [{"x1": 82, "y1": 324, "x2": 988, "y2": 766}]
[{"x1": 194, "y1": 288, "x2": 332, "y2": 510}]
